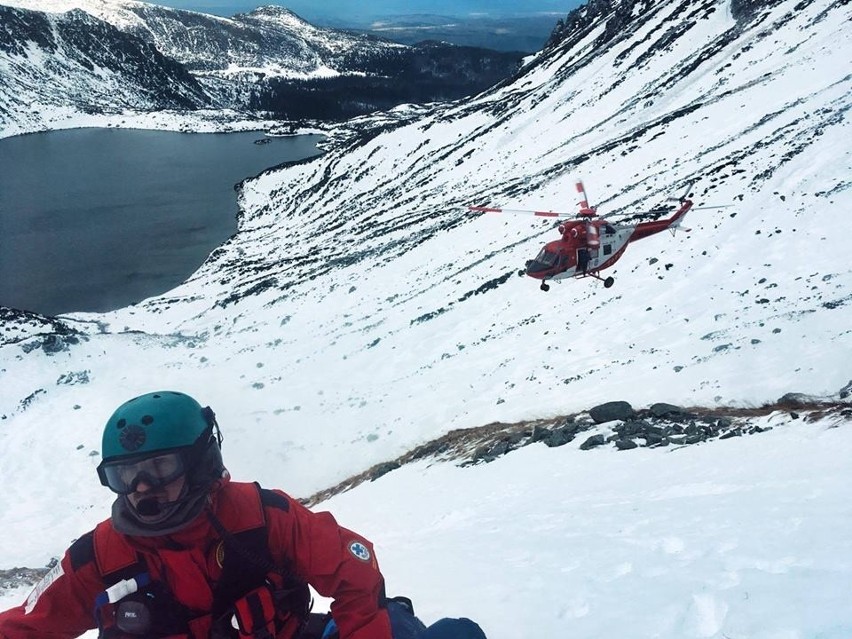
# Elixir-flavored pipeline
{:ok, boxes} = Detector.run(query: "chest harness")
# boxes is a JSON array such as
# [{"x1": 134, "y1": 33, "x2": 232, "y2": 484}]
[{"x1": 89, "y1": 483, "x2": 311, "y2": 639}]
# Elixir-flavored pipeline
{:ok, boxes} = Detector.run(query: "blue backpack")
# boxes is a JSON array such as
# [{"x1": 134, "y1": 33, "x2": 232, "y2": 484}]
[
  {"x1": 319, "y1": 597, "x2": 486, "y2": 639},
  {"x1": 422, "y1": 616, "x2": 487, "y2": 639}
]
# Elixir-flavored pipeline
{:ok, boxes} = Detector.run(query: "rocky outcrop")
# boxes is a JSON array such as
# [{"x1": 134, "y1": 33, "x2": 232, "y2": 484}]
[
  {"x1": 303, "y1": 391, "x2": 852, "y2": 506},
  {"x1": 0, "y1": 307, "x2": 83, "y2": 349}
]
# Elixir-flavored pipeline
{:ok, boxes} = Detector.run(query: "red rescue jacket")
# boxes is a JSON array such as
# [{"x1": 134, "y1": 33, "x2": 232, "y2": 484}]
[{"x1": 0, "y1": 481, "x2": 392, "y2": 639}]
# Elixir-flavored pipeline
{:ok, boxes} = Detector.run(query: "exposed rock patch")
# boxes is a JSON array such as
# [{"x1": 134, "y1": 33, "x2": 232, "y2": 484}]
[{"x1": 303, "y1": 388, "x2": 852, "y2": 507}]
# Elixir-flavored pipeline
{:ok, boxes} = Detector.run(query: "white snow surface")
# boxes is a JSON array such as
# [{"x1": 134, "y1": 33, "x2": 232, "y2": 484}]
[
  {"x1": 3, "y1": 0, "x2": 161, "y2": 29},
  {"x1": 1, "y1": 413, "x2": 850, "y2": 638},
  {"x1": 1, "y1": 0, "x2": 852, "y2": 635}
]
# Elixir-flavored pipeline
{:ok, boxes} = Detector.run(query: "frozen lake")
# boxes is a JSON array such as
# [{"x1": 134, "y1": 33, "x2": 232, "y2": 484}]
[{"x1": 0, "y1": 128, "x2": 322, "y2": 315}]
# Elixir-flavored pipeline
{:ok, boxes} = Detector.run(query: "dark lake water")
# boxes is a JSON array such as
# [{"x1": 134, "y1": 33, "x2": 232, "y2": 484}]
[{"x1": 0, "y1": 128, "x2": 323, "y2": 316}]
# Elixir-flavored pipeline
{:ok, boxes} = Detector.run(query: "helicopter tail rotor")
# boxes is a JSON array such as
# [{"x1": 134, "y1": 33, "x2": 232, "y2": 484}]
[
  {"x1": 666, "y1": 181, "x2": 695, "y2": 204},
  {"x1": 665, "y1": 181, "x2": 733, "y2": 211}
]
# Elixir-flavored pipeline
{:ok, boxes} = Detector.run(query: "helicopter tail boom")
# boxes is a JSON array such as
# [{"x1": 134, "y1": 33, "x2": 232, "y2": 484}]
[{"x1": 630, "y1": 198, "x2": 693, "y2": 242}]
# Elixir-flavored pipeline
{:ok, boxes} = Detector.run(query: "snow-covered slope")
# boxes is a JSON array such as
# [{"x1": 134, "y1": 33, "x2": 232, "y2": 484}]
[
  {"x1": 0, "y1": 4, "x2": 209, "y2": 134},
  {"x1": 0, "y1": 0, "x2": 850, "y2": 567}
]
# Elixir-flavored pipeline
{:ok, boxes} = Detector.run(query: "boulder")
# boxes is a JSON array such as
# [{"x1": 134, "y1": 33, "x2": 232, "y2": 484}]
[
  {"x1": 589, "y1": 401, "x2": 635, "y2": 424},
  {"x1": 648, "y1": 402, "x2": 686, "y2": 418},
  {"x1": 615, "y1": 438, "x2": 638, "y2": 451},
  {"x1": 615, "y1": 419, "x2": 648, "y2": 437},
  {"x1": 580, "y1": 434, "x2": 606, "y2": 450},
  {"x1": 531, "y1": 425, "x2": 551, "y2": 443},
  {"x1": 544, "y1": 429, "x2": 574, "y2": 448},
  {"x1": 370, "y1": 461, "x2": 400, "y2": 481},
  {"x1": 777, "y1": 392, "x2": 816, "y2": 407}
]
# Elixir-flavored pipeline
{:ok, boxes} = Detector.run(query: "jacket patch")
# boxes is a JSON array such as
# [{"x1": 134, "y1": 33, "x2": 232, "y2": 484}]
[
  {"x1": 348, "y1": 541, "x2": 371, "y2": 562},
  {"x1": 24, "y1": 561, "x2": 64, "y2": 614},
  {"x1": 215, "y1": 540, "x2": 225, "y2": 568}
]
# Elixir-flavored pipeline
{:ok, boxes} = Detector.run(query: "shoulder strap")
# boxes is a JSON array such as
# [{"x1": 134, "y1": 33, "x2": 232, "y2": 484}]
[
  {"x1": 210, "y1": 483, "x2": 274, "y2": 621},
  {"x1": 215, "y1": 482, "x2": 266, "y2": 533},
  {"x1": 90, "y1": 522, "x2": 155, "y2": 638},
  {"x1": 92, "y1": 521, "x2": 145, "y2": 583},
  {"x1": 209, "y1": 483, "x2": 311, "y2": 633}
]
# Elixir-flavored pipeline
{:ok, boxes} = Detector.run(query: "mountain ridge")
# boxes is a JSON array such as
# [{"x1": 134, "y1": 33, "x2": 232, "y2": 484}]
[
  {"x1": 0, "y1": 0, "x2": 526, "y2": 129},
  {"x1": 0, "y1": 3, "x2": 209, "y2": 130}
]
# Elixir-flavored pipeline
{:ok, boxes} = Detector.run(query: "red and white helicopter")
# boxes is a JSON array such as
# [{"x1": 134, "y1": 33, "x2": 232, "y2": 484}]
[{"x1": 471, "y1": 180, "x2": 709, "y2": 291}]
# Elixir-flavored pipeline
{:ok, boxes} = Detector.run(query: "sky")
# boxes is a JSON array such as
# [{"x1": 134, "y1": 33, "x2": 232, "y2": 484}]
[
  {"x1": 1, "y1": 0, "x2": 851, "y2": 635},
  {"x1": 153, "y1": 0, "x2": 575, "y2": 22}
]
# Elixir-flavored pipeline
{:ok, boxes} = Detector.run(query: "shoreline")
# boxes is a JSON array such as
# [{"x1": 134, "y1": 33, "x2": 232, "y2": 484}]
[
  {"x1": 0, "y1": 123, "x2": 327, "y2": 317},
  {"x1": 0, "y1": 107, "x2": 328, "y2": 141}
]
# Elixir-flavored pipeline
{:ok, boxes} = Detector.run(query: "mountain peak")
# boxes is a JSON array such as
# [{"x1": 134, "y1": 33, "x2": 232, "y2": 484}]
[{"x1": 239, "y1": 5, "x2": 311, "y2": 27}]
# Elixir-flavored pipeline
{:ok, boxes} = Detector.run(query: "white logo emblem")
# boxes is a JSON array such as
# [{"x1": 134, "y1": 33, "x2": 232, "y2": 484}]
[
  {"x1": 349, "y1": 541, "x2": 371, "y2": 562},
  {"x1": 25, "y1": 561, "x2": 64, "y2": 614}
]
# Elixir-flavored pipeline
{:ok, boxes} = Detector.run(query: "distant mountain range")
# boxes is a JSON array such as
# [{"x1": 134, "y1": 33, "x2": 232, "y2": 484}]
[
  {"x1": 331, "y1": 12, "x2": 566, "y2": 52},
  {"x1": 0, "y1": 0, "x2": 529, "y2": 131}
]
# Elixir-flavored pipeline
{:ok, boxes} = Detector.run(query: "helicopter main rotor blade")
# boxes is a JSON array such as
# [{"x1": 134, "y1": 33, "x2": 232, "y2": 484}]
[
  {"x1": 612, "y1": 206, "x2": 675, "y2": 223},
  {"x1": 617, "y1": 204, "x2": 733, "y2": 225},
  {"x1": 575, "y1": 180, "x2": 597, "y2": 215},
  {"x1": 469, "y1": 205, "x2": 571, "y2": 218}
]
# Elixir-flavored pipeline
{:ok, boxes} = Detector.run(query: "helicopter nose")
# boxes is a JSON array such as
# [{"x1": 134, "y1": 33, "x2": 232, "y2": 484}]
[{"x1": 525, "y1": 260, "x2": 550, "y2": 275}]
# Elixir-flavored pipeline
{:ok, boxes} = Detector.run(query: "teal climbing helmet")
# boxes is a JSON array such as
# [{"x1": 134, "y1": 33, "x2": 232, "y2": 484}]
[
  {"x1": 101, "y1": 391, "x2": 211, "y2": 460},
  {"x1": 97, "y1": 391, "x2": 224, "y2": 495}
]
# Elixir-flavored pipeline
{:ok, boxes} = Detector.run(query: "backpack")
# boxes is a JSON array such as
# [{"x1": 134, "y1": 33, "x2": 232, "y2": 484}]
[
  {"x1": 76, "y1": 482, "x2": 311, "y2": 639},
  {"x1": 307, "y1": 598, "x2": 489, "y2": 639}
]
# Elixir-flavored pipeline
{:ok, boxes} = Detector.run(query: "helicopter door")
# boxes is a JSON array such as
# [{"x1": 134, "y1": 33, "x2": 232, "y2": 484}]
[{"x1": 577, "y1": 248, "x2": 590, "y2": 272}]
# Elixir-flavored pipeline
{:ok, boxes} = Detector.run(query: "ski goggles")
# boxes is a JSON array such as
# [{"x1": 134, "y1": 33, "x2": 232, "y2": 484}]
[{"x1": 97, "y1": 451, "x2": 187, "y2": 495}]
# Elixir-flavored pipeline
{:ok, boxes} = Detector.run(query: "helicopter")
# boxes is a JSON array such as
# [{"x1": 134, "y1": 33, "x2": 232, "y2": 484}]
[{"x1": 470, "y1": 180, "x2": 713, "y2": 291}]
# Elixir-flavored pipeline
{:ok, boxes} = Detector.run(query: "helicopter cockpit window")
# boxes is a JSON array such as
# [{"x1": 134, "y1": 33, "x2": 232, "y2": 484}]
[{"x1": 533, "y1": 249, "x2": 559, "y2": 267}]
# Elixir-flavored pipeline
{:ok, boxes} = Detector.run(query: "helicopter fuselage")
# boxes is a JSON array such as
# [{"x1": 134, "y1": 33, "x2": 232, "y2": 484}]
[
  {"x1": 524, "y1": 220, "x2": 632, "y2": 281},
  {"x1": 523, "y1": 198, "x2": 692, "y2": 284}
]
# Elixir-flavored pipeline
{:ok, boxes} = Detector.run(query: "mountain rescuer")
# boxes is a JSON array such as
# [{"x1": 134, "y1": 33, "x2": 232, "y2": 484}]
[{"x1": 0, "y1": 391, "x2": 486, "y2": 639}]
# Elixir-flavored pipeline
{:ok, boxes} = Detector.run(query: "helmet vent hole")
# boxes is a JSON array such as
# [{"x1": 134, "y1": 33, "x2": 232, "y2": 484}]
[{"x1": 141, "y1": 415, "x2": 154, "y2": 425}]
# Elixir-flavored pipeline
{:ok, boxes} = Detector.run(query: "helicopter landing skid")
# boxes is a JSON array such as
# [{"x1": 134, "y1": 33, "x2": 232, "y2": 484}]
[{"x1": 582, "y1": 272, "x2": 615, "y2": 288}]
